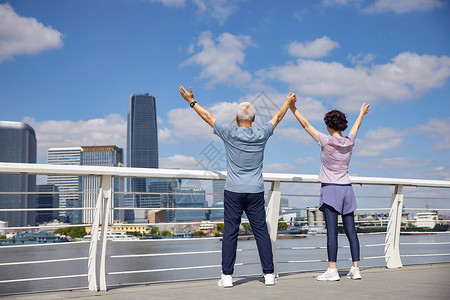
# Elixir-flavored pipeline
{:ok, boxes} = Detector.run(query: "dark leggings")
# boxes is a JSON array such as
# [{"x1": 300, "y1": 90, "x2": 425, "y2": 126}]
[{"x1": 321, "y1": 203, "x2": 360, "y2": 262}]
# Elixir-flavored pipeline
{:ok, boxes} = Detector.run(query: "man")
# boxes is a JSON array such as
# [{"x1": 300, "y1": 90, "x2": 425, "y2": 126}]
[{"x1": 179, "y1": 85, "x2": 296, "y2": 287}]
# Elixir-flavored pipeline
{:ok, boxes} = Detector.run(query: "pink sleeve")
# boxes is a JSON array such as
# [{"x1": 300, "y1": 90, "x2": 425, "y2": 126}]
[
  {"x1": 348, "y1": 133, "x2": 355, "y2": 143},
  {"x1": 317, "y1": 132, "x2": 329, "y2": 147}
]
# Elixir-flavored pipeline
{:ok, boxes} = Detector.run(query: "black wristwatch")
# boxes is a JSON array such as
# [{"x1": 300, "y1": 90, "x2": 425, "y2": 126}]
[{"x1": 190, "y1": 101, "x2": 197, "y2": 108}]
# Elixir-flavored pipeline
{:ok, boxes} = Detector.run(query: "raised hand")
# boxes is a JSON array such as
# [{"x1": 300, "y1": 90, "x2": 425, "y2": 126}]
[
  {"x1": 179, "y1": 85, "x2": 194, "y2": 104},
  {"x1": 360, "y1": 103, "x2": 370, "y2": 115}
]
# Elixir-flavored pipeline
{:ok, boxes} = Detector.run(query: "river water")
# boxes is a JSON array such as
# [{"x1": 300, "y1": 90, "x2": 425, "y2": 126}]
[{"x1": 0, "y1": 233, "x2": 449, "y2": 295}]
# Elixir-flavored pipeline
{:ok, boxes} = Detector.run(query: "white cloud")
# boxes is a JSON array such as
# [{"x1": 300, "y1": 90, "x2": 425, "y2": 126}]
[
  {"x1": 263, "y1": 163, "x2": 297, "y2": 173},
  {"x1": 295, "y1": 157, "x2": 315, "y2": 164},
  {"x1": 151, "y1": 0, "x2": 186, "y2": 7},
  {"x1": 277, "y1": 127, "x2": 314, "y2": 144},
  {"x1": 158, "y1": 128, "x2": 178, "y2": 144},
  {"x1": 192, "y1": 0, "x2": 234, "y2": 25},
  {"x1": 182, "y1": 31, "x2": 256, "y2": 88},
  {"x1": 373, "y1": 157, "x2": 433, "y2": 169},
  {"x1": 348, "y1": 53, "x2": 376, "y2": 65},
  {"x1": 258, "y1": 52, "x2": 450, "y2": 111},
  {"x1": 356, "y1": 127, "x2": 407, "y2": 157},
  {"x1": 159, "y1": 154, "x2": 208, "y2": 170},
  {"x1": 167, "y1": 101, "x2": 237, "y2": 141},
  {"x1": 287, "y1": 36, "x2": 339, "y2": 59},
  {"x1": 415, "y1": 118, "x2": 450, "y2": 150},
  {"x1": 364, "y1": 0, "x2": 446, "y2": 14},
  {"x1": 23, "y1": 114, "x2": 127, "y2": 161},
  {"x1": 322, "y1": 0, "x2": 446, "y2": 14},
  {"x1": 0, "y1": 3, "x2": 63, "y2": 62}
]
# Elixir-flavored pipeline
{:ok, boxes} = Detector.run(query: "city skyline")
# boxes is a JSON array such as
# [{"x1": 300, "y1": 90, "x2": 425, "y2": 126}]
[{"x1": 1, "y1": 1, "x2": 449, "y2": 210}]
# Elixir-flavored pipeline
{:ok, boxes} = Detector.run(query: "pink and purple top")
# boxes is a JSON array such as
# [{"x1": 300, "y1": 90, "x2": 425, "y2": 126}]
[{"x1": 317, "y1": 132, "x2": 355, "y2": 184}]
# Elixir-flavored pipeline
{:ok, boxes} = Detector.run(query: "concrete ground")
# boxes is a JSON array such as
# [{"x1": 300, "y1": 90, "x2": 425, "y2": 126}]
[{"x1": 1, "y1": 263, "x2": 449, "y2": 300}]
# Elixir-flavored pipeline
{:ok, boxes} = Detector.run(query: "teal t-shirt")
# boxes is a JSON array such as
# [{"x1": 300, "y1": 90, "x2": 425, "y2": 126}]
[{"x1": 213, "y1": 120, "x2": 274, "y2": 193}]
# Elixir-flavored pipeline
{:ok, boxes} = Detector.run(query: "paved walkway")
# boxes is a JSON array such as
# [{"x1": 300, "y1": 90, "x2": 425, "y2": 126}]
[{"x1": 2, "y1": 263, "x2": 449, "y2": 300}]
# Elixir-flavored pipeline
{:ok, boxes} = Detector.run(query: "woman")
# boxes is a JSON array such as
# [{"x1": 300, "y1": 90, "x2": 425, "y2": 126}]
[{"x1": 290, "y1": 99, "x2": 370, "y2": 281}]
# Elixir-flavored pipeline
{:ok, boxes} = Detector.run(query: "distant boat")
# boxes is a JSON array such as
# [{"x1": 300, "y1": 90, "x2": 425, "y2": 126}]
[
  {"x1": 84, "y1": 229, "x2": 139, "y2": 241},
  {"x1": 401, "y1": 211, "x2": 449, "y2": 235},
  {"x1": 0, "y1": 231, "x2": 69, "y2": 246}
]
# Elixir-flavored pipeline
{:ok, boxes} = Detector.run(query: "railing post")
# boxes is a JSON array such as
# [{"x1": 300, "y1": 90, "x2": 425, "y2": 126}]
[
  {"x1": 88, "y1": 175, "x2": 112, "y2": 291},
  {"x1": 266, "y1": 181, "x2": 281, "y2": 276},
  {"x1": 384, "y1": 184, "x2": 404, "y2": 268}
]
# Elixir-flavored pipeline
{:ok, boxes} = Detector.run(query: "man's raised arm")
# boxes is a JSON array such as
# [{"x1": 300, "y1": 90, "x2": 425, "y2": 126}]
[
  {"x1": 179, "y1": 85, "x2": 216, "y2": 128},
  {"x1": 269, "y1": 93, "x2": 296, "y2": 130}
]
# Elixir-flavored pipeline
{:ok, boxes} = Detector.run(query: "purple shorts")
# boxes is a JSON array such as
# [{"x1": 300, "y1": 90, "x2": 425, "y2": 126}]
[{"x1": 319, "y1": 183, "x2": 357, "y2": 215}]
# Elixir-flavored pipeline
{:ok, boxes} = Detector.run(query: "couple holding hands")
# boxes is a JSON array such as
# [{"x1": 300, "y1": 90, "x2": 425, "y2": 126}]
[{"x1": 179, "y1": 85, "x2": 370, "y2": 287}]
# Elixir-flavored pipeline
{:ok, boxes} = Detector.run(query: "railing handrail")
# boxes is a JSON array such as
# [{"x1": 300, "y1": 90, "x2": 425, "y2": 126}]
[
  {"x1": 1, "y1": 161, "x2": 450, "y2": 292},
  {"x1": 1, "y1": 162, "x2": 449, "y2": 188}
]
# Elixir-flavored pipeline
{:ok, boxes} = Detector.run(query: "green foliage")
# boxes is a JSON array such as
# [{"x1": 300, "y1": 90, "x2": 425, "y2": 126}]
[
  {"x1": 242, "y1": 223, "x2": 252, "y2": 232},
  {"x1": 161, "y1": 230, "x2": 171, "y2": 236},
  {"x1": 213, "y1": 230, "x2": 220, "y2": 236},
  {"x1": 216, "y1": 223, "x2": 224, "y2": 232},
  {"x1": 0, "y1": 235, "x2": 6, "y2": 239},
  {"x1": 278, "y1": 219, "x2": 288, "y2": 230},
  {"x1": 193, "y1": 231, "x2": 206, "y2": 237},
  {"x1": 150, "y1": 226, "x2": 160, "y2": 235},
  {"x1": 54, "y1": 226, "x2": 87, "y2": 238}
]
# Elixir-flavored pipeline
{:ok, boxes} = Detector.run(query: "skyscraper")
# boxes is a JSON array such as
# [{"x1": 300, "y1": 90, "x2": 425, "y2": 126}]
[
  {"x1": 36, "y1": 184, "x2": 59, "y2": 224},
  {"x1": 127, "y1": 94, "x2": 159, "y2": 221},
  {"x1": 81, "y1": 145, "x2": 124, "y2": 223},
  {"x1": 0, "y1": 121, "x2": 37, "y2": 227},
  {"x1": 47, "y1": 147, "x2": 82, "y2": 224}
]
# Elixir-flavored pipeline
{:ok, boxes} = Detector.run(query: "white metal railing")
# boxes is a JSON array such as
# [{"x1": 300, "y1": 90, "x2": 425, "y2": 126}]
[{"x1": 0, "y1": 162, "x2": 450, "y2": 292}]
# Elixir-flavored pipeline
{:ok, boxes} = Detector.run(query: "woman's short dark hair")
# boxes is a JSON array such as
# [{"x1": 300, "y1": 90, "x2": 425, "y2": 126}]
[{"x1": 324, "y1": 110, "x2": 348, "y2": 131}]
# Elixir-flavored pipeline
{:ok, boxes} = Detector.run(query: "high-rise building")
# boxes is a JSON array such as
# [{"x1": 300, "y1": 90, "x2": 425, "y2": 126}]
[
  {"x1": 0, "y1": 121, "x2": 37, "y2": 227},
  {"x1": 81, "y1": 146, "x2": 124, "y2": 223},
  {"x1": 146, "y1": 179, "x2": 180, "y2": 222},
  {"x1": 47, "y1": 147, "x2": 82, "y2": 224},
  {"x1": 127, "y1": 93, "x2": 158, "y2": 186},
  {"x1": 127, "y1": 93, "x2": 159, "y2": 221},
  {"x1": 212, "y1": 180, "x2": 225, "y2": 204},
  {"x1": 36, "y1": 184, "x2": 59, "y2": 224},
  {"x1": 174, "y1": 187, "x2": 207, "y2": 222}
]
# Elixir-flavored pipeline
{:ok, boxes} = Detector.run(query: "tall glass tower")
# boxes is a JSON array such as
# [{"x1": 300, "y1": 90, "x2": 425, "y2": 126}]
[
  {"x1": 81, "y1": 145, "x2": 124, "y2": 223},
  {"x1": 0, "y1": 121, "x2": 37, "y2": 227},
  {"x1": 127, "y1": 94, "x2": 159, "y2": 216},
  {"x1": 47, "y1": 147, "x2": 82, "y2": 224}
]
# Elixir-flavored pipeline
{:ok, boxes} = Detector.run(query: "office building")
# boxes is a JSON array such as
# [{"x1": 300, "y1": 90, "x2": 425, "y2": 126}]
[
  {"x1": 0, "y1": 121, "x2": 37, "y2": 227},
  {"x1": 127, "y1": 93, "x2": 158, "y2": 189},
  {"x1": 47, "y1": 147, "x2": 82, "y2": 224},
  {"x1": 212, "y1": 180, "x2": 225, "y2": 204},
  {"x1": 36, "y1": 184, "x2": 59, "y2": 224},
  {"x1": 127, "y1": 93, "x2": 159, "y2": 221},
  {"x1": 81, "y1": 145, "x2": 124, "y2": 223},
  {"x1": 174, "y1": 187, "x2": 207, "y2": 222}
]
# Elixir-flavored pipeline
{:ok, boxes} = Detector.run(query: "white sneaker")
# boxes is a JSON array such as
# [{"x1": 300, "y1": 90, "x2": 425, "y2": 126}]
[
  {"x1": 346, "y1": 266, "x2": 362, "y2": 280},
  {"x1": 264, "y1": 273, "x2": 276, "y2": 286},
  {"x1": 316, "y1": 268, "x2": 340, "y2": 281},
  {"x1": 218, "y1": 274, "x2": 233, "y2": 288}
]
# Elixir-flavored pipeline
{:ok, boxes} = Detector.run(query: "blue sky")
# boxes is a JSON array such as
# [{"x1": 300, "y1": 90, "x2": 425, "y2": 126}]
[{"x1": 1, "y1": 0, "x2": 449, "y2": 209}]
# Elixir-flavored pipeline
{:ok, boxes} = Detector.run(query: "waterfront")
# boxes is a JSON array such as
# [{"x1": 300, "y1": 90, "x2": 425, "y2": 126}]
[{"x1": 1, "y1": 233, "x2": 449, "y2": 295}]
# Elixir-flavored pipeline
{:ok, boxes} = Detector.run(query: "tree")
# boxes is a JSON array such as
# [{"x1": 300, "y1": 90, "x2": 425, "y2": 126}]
[
  {"x1": 242, "y1": 223, "x2": 252, "y2": 232},
  {"x1": 54, "y1": 226, "x2": 87, "y2": 238},
  {"x1": 278, "y1": 219, "x2": 288, "y2": 230},
  {"x1": 193, "y1": 231, "x2": 206, "y2": 237},
  {"x1": 216, "y1": 223, "x2": 224, "y2": 232},
  {"x1": 161, "y1": 230, "x2": 171, "y2": 237},
  {"x1": 150, "y1": 226, "x2": 160, "y2": 235}
]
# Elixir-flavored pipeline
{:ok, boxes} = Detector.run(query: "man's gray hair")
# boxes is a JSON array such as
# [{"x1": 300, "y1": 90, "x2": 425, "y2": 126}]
[{"x1": 236, "y1": 102, "x2": 255, "y2": 122}]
